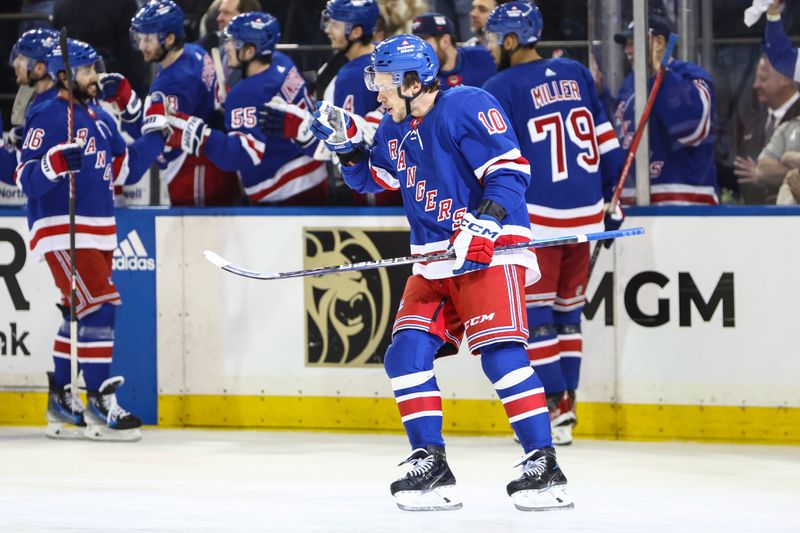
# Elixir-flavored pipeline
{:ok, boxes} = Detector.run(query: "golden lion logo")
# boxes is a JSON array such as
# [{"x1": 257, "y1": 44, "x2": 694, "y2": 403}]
[{"x1": 304, "y1": 229, "x2": 393, "y2": 366}]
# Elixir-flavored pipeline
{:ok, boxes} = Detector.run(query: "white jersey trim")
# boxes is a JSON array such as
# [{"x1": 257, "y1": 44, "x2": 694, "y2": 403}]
[{"x1": 677, "y1": 80, "x2": 712, "y2": 147}]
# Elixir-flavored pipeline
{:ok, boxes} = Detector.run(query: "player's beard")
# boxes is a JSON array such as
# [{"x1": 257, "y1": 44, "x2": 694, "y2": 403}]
[
  {"x1": 74, "y1": 82, "x2": 99, "y2": 104},
  {"x1": 498, "y1": 48, "x2": 512, "y2": 71}
]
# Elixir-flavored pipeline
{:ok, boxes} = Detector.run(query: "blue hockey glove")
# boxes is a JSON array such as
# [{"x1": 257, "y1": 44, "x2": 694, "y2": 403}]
[
  {"x1": 99, "y1": 73, "x2": 141, "y2": 122},
  {"x1": 8, "y1": 126, "x2": 23, "y2": 151},
  {"x1": 449, "y1": 212, "x2": 503, "y2": 275},
  {"x1": 41, "y1": 142, "x2": 83, "y2": 181},
  {"x1": 602, "y1": 203, "x2": 624, "y2": 249},
  {"x1": 167, "y1": 111, "x2": 209, "y2": 156},
  {"x1": 259, "y1": 97, "x2": 314, "y2": 147},
  {"x1": 310, "y1": 101, "x2": 363, "y2": 154}
]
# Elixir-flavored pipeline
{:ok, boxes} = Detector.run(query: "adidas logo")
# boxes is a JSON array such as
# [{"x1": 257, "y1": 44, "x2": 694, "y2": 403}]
[{"x1": 113, "y1": 230, "x2": 155, "y2": 271}]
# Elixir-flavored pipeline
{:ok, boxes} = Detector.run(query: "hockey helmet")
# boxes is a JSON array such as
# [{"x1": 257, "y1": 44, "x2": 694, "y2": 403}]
[
  {"x1": 9, "y1": 28, "x2": 59, "y2": 71},
  {"x1": 320, "y1": 0, "x2": 379, "y2": 36},
  {"x1": 485, "y1": 1, "x2": 544, "y2": 47},
  {"x1": 130, "y1": 0, "x2": 185, "y2": 48},
  {"x1": 224, "y1": 12, "x2": 281, "y2": 56},
  {"x1": 364, "y1": 34, "x2": 439, "y2": 91},
  {"x1": 47, "y1": 39, "x2": 104, "y2": 81}
]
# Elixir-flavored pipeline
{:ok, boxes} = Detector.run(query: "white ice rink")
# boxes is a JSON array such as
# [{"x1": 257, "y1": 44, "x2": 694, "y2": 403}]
[{"x1": 1, "y1": 427, "x2": 799, "y2": 532}]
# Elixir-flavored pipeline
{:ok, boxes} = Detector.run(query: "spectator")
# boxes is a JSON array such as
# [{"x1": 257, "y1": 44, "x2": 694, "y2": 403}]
[
  {"x1": 52, "y1": 0, "x2": 149, "y2": 95},
  {"x1": 412, "y1": 12, "x2": 495, "y2": 90},
  {"x1": 755, "y1": 115, "x2": 800, "y2": 204},
  {"x1": 464, "y1": 0, "x2": 497, "y2": 47},
  {"x1": 377, "y1": 0, "x2": 428, "y2": 37},
  {"x1": 610, "y1": 15, "x2": 718, "y2": 205},
  {"x1": 734, "y1": 55, "x2": 800, "y2": 204},
  {"x1": 196, "y1": 0, "x2": 261, "y2": 89}
]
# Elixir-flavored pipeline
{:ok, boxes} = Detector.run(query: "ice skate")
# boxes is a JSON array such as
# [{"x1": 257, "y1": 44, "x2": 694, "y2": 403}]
[
  {"x1": 548, "y1": 390, "x2": 577, "y2": 446},
  {"x1": 45, "y1": 371, "x2": 86, "y2": 439},
  {"x1": 390, "y1": 445, "x2": 462, "y2": 511},
  {"x1": 507, "y1": 446, "x2": 574, "y2": 511},
  {"x1": 84, "y1": 376, "x2": 142, "y2": 442}
]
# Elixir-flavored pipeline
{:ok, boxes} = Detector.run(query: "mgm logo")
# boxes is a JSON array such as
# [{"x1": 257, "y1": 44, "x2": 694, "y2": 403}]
[{"x1": 304, "y1": 228, "x2": 411, "y2": 366}]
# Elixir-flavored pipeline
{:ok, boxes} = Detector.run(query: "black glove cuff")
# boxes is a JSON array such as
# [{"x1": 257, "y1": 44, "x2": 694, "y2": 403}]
[
  {"x1": 337, "y1": 146, "x2": 365, "y2": 166},
  {"x1": 475, "y1": 199, "x2": 507, "y2": 221}
]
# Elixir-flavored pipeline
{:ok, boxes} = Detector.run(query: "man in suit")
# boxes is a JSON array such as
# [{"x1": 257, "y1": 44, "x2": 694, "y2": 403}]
[{"x1": 734, "y1": 55, "x2": 800, "y2": 204}]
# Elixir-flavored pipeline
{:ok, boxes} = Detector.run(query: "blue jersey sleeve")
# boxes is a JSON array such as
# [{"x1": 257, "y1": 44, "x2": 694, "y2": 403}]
[
  {"x1": 202, "y1": 89, "x2": 265, "y2": 172},
  {"x1": 452, "y1": 90, "x2": 529, "y2": 215},
  {"x1": 15, "y1": 108, "x2": 68, "y2": 198},
  {"x1": 340, "y1": 124, "x2": 395, "y2": 194},
  {"x1": 652, "y1": 69, "x2": 713, "y2": 149},
  {"x1": 765, "y1": 18, "x2": 800, "y2": 81},
  {"x1": 94, "y1": 106, "x2": 165, "y2": 187}
]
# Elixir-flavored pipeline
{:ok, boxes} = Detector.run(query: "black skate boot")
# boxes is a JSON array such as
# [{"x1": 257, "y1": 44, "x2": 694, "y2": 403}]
[
  {"x1": 548, "y1": 390, "x2": 577, "y2": 446},
  {"x1": 390, "y1": 445, "x2": 462, "y2": 511},
  {"x1": 84, "y1": 376, "x2": 142, "y2": 441},
  {"x1": 45, "y1": 371, "x2": 86, "y2": 439},
  {"x1": 507, "y1": 446, "x2": 574, "y2": 511}
]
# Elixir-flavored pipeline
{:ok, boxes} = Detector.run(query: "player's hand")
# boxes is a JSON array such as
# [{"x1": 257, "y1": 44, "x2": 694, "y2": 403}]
[
  {"x1": 310, "y1": 101, "x2": 363, "y2": 154},
  {"x1": 141, "y1": 91, "x2": 171, "y2": 138},
  {"x1": 41, "y1": 141, "x2": 83, "y2": 181},
  {"x1": 167, "y1": 112, "x2": 209, "y2": 156},
  {"x1": 768, "y1": 0, "x2": 782, "y2": 17},
  {"x1": 733, "y1": 156, "x2": 761, "y2": 184},
  {"x1": 602, "y1": 203, "x2": 624, "y2": 249},
  {"x1": 449, "y1": 212, "x2": 502, "y2": 275},
  {"x1": 99, "y1": 73, "x2": 141, "y2": 121},
  {"x1": 785, "y1": 168, "x2": 800, "y2": 201},
  {"x1": 8, "y1": 126, "x2": 23, "y2": 151},
  {"x1": 259, "y1": 96, "x2": 314, "y2": 146}
]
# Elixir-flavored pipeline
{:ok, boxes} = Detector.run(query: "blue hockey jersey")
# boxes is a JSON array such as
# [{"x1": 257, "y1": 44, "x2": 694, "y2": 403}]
[
  {"x1": 439, "y1": 46, "x2": 496, "y2": 90},
  {"x1": 764, "y1": 18, "x2": 800, "y2": 81},
  {"x1": 613, "y1": 60, "x2": 718, "y2": 205},
  {"x1": 340, "y1": 85, "x2": 539, "y2": 282},
  {"x1": 202, "y1": 52, "x2": 327, "y2": 203},
  {"x1": 484, "y1": 58, "x2": 623, "y2": 239}
]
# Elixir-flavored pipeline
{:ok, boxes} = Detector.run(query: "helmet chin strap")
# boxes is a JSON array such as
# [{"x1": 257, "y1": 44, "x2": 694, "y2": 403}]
[{"x1": 397, "y1": 85, "x2": 425, "y2": 117}]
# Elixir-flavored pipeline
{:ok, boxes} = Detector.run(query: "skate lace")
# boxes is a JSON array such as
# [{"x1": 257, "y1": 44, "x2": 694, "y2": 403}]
[
  {"x1": 522, "y1": 456, "x2": 548, "y2": 479},
  {"x1": 406, "y1": 455, "x2": 436, "y2": 478},
  {"x1": 103, "y1": 394, "x2": 131, "y2": 422}
]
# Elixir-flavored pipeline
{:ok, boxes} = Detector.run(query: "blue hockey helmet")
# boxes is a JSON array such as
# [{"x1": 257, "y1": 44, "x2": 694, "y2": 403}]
[
  {"x1": 47, "y1": 39, "x2": 104, "y2": 81},
  {"x1": 485, "y1": 1, "x2": 544, "y2": 47},
  {"x1": 224, "y1": 12, "x2": 281, "y2": 56},
  {"x1": 130, "y1": 0, "x2": 185, "y2": 47},
  {"x1": 364, "y1": 34, "x2": 439, "y2": 91},
  {"x1": 320, "y1": 0, "x2": 379, "y2": 36},
  {"x1": 9, "y1": 28, "x2": 59, "y2": 70}
]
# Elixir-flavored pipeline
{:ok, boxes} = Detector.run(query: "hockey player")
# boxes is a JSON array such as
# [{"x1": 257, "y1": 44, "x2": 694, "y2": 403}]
[
  {"x1": 612, "y1": 15, "x2": 718, "y2": 205},
  {"x1": 1, "y1": 111, "x2": 15, "y2": 185},
  {"x1": 13, "y1": 40, "x2": 169, "y2": 441},
  {"x1": 167, "y1": 12, "x2": 328, "y2": 204},
  {"x1": 128, "y1": 0, "x2": 241, "y2": 206},
  {"x1": 317, "y1": 0, "x2": 397, "y2": 205},
  {"x1": 763, "y1": 0, "x2": 800, "y2": 82},
  {"x1": 412, "y1": 12, "x2": 496, "y2": 90},
  {"x1": 310, "y1": 34, "x2": 572, "y2": 512},
  {"x1": 482, "y1": 1, "x2": 624, "y2": 446}
]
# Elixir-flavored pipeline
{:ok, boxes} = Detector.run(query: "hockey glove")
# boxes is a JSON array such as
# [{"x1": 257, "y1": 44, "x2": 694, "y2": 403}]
[
  {"x1": 41, "y1": 142, "x2": 83, "y2": 181},
  {"x1": 602, "y1": 203, "x2": 624, "y2": 249},
  {"x1": 167, "y1": 112, "x2": 209, "y2": 156},
  {"x1": 141, "y1": 91, "x2": 172, "y2": 138},
  {"x1": 310, "y1": 101, "x2": 364, "y2": 155},
  {"x1": 449, "y1": 212, "x2": 503, "y2": 275},
  {"x1": 99, "y1": 73, "x2": 142, "y2": 122},
  {"x1": 259, "y1": 96, "x2": 314, "y2": 147},
  {"x1": 8, "y1": 126, "x2": 23, "y2": 151}
]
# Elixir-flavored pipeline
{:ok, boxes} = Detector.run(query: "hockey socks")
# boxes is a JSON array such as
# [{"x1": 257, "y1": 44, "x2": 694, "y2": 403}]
[
  {"x1": 526, "y1": 306, "x2": 567, "y2": 395},
  {"x1": 385, "y1": 330, "x2": 445, "y2": 450},
  {"x1": 52, "y1": 303, "x2": 115, "y2": 391},
  {"x1": 482, "y1": 341, "x2": 552, "y2": 452},
  {"x1": 554, "y1": 311, "x2": 583, "y2": 391}
]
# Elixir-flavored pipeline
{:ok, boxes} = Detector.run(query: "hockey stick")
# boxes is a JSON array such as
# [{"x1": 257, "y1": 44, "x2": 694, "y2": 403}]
[
  {"x1": 10, "y1": 85, "x2": 34, "y2": 126},
  {"x1": 588, "y1": 32, "x2": 678, "y2": 280},
  {"x1": 59, "y1": 28, "x2": 79, "y2": 399},
  {"x1": 204, "y1": 227, "x2": 645, "y2": 281},
  {"x1": 210, "y1": 47, "x2": 227, "y2": 106}
]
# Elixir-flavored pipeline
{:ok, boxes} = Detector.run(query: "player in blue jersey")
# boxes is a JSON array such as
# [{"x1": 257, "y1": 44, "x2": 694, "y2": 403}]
[
  {"x1": 310, "y1": 34, "x2": 573, "y2": 512},
  {"x1": 13, "y1": 40, "x2": 170, "y2": 441},
  {"x1": 166, "y1": 12, "x2": 328, "y2": 205},
  {"x1": 317, "y1": 0, "x2": 398, "y2": 205},
  {"x1": 0, "y1": 110, "x2": 15, "y2": 185},
  {"x1": 612, "y1": 15, "x2": 718, "y2": 205},
  {"x1": 412, "y1": 12, "x2": 496, "y2": 90},
  {"x1": 483, "y1": 1, "x2": 625, "y2": 446},
  {"x1": 127, "y1": 0, "x2": 241, "y2": 206},
  {"x1": 763, "y1": 1, "x2": 800, "y2": 82}
]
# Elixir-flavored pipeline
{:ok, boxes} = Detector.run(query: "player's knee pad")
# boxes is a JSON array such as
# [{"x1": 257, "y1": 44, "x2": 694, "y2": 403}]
[
  {"x1": 526, "y1": 305, "x2": 554, "y2": 328},
  {"x1": 480, "y1": 341, "x2": 530, "y2": 383},
  {"x1": 384, "y1": 329, "x2": 443, "y2": 379},
  {"x1": 554, "y1": 308, "x2": 582, "y2": 326}
]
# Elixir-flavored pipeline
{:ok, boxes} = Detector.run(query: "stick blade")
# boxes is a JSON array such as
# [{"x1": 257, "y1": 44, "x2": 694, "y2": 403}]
[{"x1": 202, "y1": 250, "x2": 280, "y2": 280}]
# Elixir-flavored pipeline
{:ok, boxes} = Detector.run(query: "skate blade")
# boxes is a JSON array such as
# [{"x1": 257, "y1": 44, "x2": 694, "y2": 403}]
[
  {"x1": 552, "y1": 425, "x2": 573, "y2": 446},
  {"x1": 394, "y1": 485, "x2": 463, "y2": 511},
  {"x1": 511, "y1": 484, "x2": 574, "y2": 511},
  {"x1": 45, "y1": 422, "x2": 87, "y2": 440},
  {"x1": 84, "y1": 425, "x2": 142, "y2": 442}
]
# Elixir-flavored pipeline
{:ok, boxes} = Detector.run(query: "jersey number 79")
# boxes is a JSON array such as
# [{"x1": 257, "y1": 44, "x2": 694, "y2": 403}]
[{"x1": 528, "y1": 106, "x2": 599, "y2": 182}]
